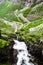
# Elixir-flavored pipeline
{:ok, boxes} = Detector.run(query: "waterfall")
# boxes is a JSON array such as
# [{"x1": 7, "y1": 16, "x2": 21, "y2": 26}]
[{"x1": 13, "y1": 39, "x2": 34, "y2": 65}]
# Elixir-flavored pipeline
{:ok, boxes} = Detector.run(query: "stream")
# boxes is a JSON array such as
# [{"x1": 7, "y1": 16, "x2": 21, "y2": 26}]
[{"x1": 13, "y1": 39, "x2": 34, "y2": 65}]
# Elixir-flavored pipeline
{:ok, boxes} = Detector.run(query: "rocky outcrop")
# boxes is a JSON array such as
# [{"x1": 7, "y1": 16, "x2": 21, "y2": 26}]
[
  {"x1": 0, "y1": 47, "x2": 10, "y2": 63},
  {"x1": 10, "y1": 49, "x2": 18, "y2": 65},
  {"x1": 0, "y1": 40, "x2": 18, "y2": 65},
  {"x1": 27, "y1": 38, "x2": 43, "y2": 65}
]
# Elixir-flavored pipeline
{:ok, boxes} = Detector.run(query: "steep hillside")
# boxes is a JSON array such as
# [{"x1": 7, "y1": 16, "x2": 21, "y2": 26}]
[
  {"x1": 0, "y1": 1, "x2": 43, "y2": 65},
  {"x1": 0, "y1": 2, "x2": 23, "y2": 18},
  {"x1": 27, "y1": 2, "x2": 43, "y2": 21},
  {"x1": 0, "y1": 2, "x2": 43, "y2": 37}
]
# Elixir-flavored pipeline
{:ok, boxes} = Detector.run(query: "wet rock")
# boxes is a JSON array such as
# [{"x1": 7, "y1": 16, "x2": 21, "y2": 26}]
[
  {"x1": 27, "y1": 39, "x2": 43, "y2": 65},
  {"x1": 0, "y1": 39, "x2": 18, "y2": 65},
  {"x1": 0, "y1": 47, "x2": 10, "y2": 63},
  {"x1": 10, "y1": 49, "x2": 18, "y2": 65},
  {"x1": 29, "y1": 45, "x2": 42, "y2": 59},
  {"x1": 34, "y1": 63, "x2": 38, "y2": 65},
  {"x1": 21, "y1": 60, "x2": 25, "y2": 65},
  {"x1": 29, "y1": 56, "x2": 35, "y2": 63},
  {"x1": 12, "y1": 64, "x2": 16, "y2": 65}
]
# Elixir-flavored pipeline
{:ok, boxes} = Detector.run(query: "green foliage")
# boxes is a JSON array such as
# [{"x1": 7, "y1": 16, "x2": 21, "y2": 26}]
[
  {"x1": 36, "y1": 3, "x2": 43, "y2": 12},
  {"x1": 27, "y1": 2, "x2": 43, "y2": 21},
  {"x1": 0, "y1": 20, "x2": 14, "y2": 33},
  {"x1": 0, "y1": 2, "x2": 9, "y2": 10},
  {"x1": 0, "y1": 1, "x2": 43, "y2": 47},
  {"x1": 5, "y1": 13, "x2": 19, "y2": 21},
  {"x1": 23, "y1": 8, "x2": 31, "y2": 17},
  {"x1": 21, "y1": 19, "x2": 43, "y2": 31},
  {"x1": 0, "y1": 39, "x2": 8, "y2": 48},
  {"x1": 5, "y1": 13, "x2": 23, "y2": 22},
  {"x1": 0, "y1": 1, "x2": 43, "y2": 65},
  {"x1": 0, "y1": 2, "x2": 23, "y2": 18},
  {"x1": 31, "y1": 2, "x2": 43, "y2": 13}
]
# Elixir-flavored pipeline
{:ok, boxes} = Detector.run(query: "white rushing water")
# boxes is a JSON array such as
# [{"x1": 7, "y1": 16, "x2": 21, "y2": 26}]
[{"x1": 13, "y1": 39, "x2": 34, "y2": 65}]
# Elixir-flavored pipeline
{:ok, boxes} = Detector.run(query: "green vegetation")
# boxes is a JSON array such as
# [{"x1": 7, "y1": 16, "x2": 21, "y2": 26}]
[
  {"x1": 0, "y1": 39, "x2": 7, "y2": 48},
  {"x1": 0, "y1": 2, "x2": 23, "y2": 18},
  {"x1": 0, "y1": 20, "x2": 14, "y2": 33},
  {"x1": 0, "y1": 2, "x2": 9, "y2": 10},
  {"x1": 23, "y1": 7, "x2": 31, "y2": 17},
  {"x1": 21, "y1": 19, "x2": 43, "y2": 31},
  {"x1": 27, "y1": 2, "x2": 43, "y2": 21},
  {"x1": 0, "y1": 1, "x2": 43, "y2": 48},
  {"x1": 5, "y1": 13, "x2": 23, "y2": 22},
  {"x1": 0, "y1": 1, "x2": 43, "y2": 65}
]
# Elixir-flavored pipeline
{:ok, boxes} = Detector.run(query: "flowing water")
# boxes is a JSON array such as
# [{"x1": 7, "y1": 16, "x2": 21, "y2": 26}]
[{"x1": 13, "y1": 39, "x2": 34, "y2": 65}]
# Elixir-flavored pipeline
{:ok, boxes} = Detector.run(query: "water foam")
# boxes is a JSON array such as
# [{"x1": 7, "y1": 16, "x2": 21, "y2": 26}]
[{"x1": 13, "y1": 40, "x2": 34, "y2": 65}]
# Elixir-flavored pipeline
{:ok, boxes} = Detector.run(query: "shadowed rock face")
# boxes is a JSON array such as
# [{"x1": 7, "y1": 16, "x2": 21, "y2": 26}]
[
  {"x1": 10, "y1": 49, "x2": 18, "y2": 65},
  {"x1": 0, "y1": 40, "x2": 18, "y2": 65},
  {"x1": 0, "y1": 48, "x2": 18, "y2": 65},
  {"x1": 27, "y1": 39, "x2": 43, "y2": 65},
  {"x1": 0, "y1": 47, "x2": 10, "y2": 63},
  {"x1": 0, "y1": 38, "x2": 43, "y2": 65}
]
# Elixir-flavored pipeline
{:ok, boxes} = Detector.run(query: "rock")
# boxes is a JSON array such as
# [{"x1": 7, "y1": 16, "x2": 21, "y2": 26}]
[
  {"x1": 29, "y1": 45, "x2": 42, "y2": 59},
  {"x1": 10, "y1": 48, "x2": 18, "y2": 65},
  {"x1": 0, "y1": 39, "x2": 18, "y2": 65},
  {"x1": 0, "y1": 47, "x2": 10, "y2": 63},
  {"x1": 35, "y1": 0, "x2": 43, "y2": 4},
  {"x1": 30, "y1": 56, "x2": 35, "y2": 63}
]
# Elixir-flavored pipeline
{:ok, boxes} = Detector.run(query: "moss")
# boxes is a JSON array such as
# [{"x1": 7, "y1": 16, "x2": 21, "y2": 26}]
[
  {"x1": 0, "y1": 39, "x2": 8, "y2": 48},
  {"x1": 0, "y1": 63, "x2": 11, "y2": 65}
]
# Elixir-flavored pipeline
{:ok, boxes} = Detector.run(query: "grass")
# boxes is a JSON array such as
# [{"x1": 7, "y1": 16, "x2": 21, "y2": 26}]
[
  {"x1": 21, "y1": 19, "x2": 43, "y2": 31},
  {"x1": 0, "y1": 2, "x2": 43, "y2": 45},
  {"x1": 23, "y1": 7, "x2": 31, "y2": 17},
  {"x1": 29, "y1": 27, "x2": 43, "y2": 36},
  {"x1": 28, "y1": 27, "x2": 43, "y2": 41},
  {"x1": 23, "y1": 2, "x2": 43, "y2": 18},
  {"x1": 5, "y1": 13, "x2": 23, "y2": 22},
  {"x1": 30, "y1": 2, "x2": 43, "y2": 14},
  {"x1": 0, "y1": 2, "x2": 9, "y2": 10},
  {"x1": 27, "y1": 2, "x2": 43, "y2": 21},
  {"x1": 5, "y1": 13, "x2": 20, "y2": 21},
  {"x1": 0, "y1": 20, "x2": 14, "y2": 33},
  {"x1": 0, "y1": 2, "x2": 43, "y2": 65},
  {"x1": 17, "y1": 27, "x2": 43, "y2": 45},
  {"x1": 0, "y1": 2, "x2": 23, "y2": 18}
]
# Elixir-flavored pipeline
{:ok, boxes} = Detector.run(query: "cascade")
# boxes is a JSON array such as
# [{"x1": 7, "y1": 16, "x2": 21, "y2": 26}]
[{"x1": 13, "y1": 39, "x2": 34, "y2": 65}]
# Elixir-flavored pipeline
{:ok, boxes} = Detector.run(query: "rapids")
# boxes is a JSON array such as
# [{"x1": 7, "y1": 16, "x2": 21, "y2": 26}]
[{"x1": 13, "y1": 39, "x2": 34, "y2": 65}]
